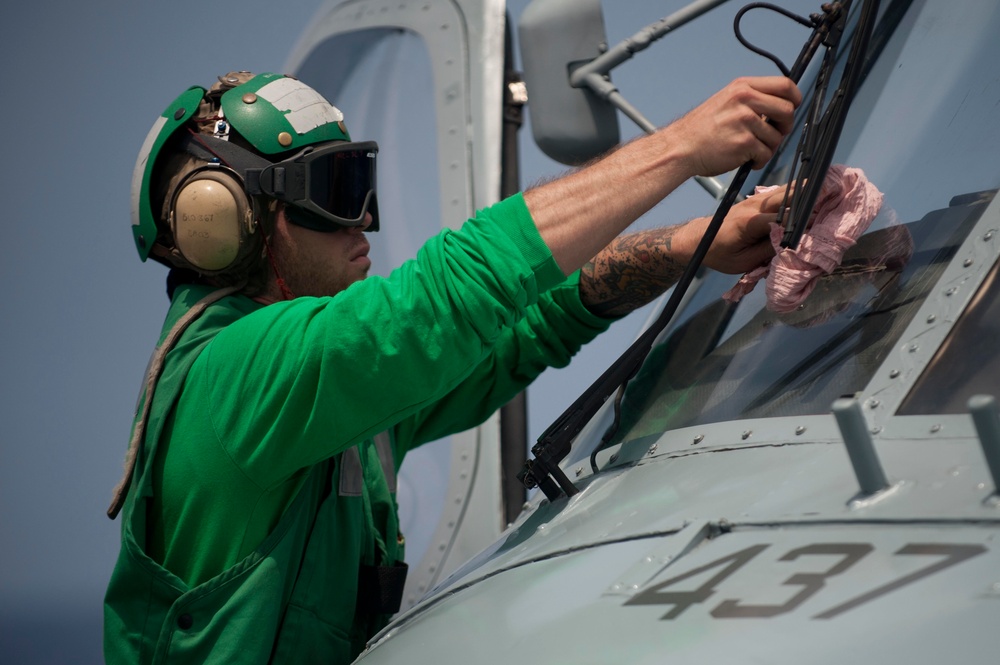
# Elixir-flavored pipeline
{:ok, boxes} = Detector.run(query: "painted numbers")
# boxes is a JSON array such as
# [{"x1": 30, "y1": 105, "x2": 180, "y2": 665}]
[
  {"x1": 624, "y1": 542, "x2": 986, "y2": 620},
  {"x1": 711, "y1": 543, "x2": 873, "y2": 618},
  {"x1": 624, "y1": 545, "x2": 768, "y2": 620},
  {"x1": 813, "y1": 543, "x2": 986, "y2": 619}
]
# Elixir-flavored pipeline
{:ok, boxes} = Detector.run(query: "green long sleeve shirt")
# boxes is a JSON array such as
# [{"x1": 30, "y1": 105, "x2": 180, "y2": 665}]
[{"x1": 104, "y1": 194, "x2": 613, "y2": 663}]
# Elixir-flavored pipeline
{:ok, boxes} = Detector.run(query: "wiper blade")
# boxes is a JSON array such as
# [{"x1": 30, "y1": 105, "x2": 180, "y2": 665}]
[
  {"x1": 781, "y1": 0, "x2": 882, "y2": 248},
  {"x1": 520, "y1": 1, "x2": 879, "y2": 501}
]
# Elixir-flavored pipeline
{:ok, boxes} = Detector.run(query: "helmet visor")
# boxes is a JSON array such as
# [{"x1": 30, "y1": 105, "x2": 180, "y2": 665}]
[{"x1": 260, "y1": 141, "x2": 379, "y2": 230}]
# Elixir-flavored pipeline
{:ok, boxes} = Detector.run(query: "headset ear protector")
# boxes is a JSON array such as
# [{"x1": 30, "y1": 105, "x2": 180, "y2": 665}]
[
  {"x1": 165, "y1": 131, "x2": 382, "y2": 272},
  {"x1": 168, "y1": 165, "x2": 257, "y2": 273},
  {"x1": 132, "y1": 76, "x2": 376, "y2": 266}
]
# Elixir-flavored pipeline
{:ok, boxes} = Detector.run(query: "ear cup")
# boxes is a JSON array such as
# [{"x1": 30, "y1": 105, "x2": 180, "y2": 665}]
[{"x1": 170, "y1": 169, "x2": 253, "y2": 272}]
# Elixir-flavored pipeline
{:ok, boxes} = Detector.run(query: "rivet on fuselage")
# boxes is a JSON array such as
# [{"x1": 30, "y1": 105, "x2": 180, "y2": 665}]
[
  {"x1": 242, "y1": 92, "x2": 258, "y2": 104},
  {"x1": 278, "y1": 132, "x2": 293, "y2": 147}
]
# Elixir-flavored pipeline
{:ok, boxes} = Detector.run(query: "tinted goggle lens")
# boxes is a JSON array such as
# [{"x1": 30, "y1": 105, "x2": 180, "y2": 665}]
[
  {"x1": 305, "y1": 144, "x2": 377, "y2": 224},
  {"x1": 260, "y1": 141, "x2": 379, "y2": 230}
]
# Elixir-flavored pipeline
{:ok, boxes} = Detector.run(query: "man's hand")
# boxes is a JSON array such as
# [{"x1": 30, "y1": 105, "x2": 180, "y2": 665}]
[
  {"x1": 675, "y1": 184, "x2": 791, "y2": 275},
  {"x1": 667, "y1": 76, "x2": 802, "y2": 176}
]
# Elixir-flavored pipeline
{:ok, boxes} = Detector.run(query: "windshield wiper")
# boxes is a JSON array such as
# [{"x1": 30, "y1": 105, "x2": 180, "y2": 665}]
[
  {"x1": 780, "y1": 0, "x2": 882, "y2": 248},
  {"x1": 520, "y1": 0, "x2": 882, "y2": 502}
]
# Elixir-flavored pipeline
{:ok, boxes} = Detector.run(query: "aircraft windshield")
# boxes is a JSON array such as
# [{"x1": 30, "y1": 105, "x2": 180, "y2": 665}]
[{"x1": 587, "y1": 0, "x2": 1000, "y2": 449}]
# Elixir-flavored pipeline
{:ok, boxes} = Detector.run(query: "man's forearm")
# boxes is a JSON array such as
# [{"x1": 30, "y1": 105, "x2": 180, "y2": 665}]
[
  {"x1": 579, "y1": 226, "x2": 687, "y2": 318},
  {"x1": 525, "y1": 132, "x2": 693, "y2": 277},
  {"x1": 523, "y1": 77, "x2": 801, "y2": 278},
  {"x1": 577, "y1": 176, "x2": 794, "y2": 319}
]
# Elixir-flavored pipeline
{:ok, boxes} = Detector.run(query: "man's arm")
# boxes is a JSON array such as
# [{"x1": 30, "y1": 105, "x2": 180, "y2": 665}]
[
  {"x1": 579, "y1": 226, "x2": 687, "y2": 318},
  {"x1": 580, "y1": 184, "x2": 790, "y2": 317},
  {"x1": 525, "y1": 76, "x2": 801, "y2": 275}
]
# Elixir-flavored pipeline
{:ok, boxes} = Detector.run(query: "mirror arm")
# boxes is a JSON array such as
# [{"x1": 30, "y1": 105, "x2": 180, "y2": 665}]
[{"x1": 568, "y1": 0, "x2": 735, "y2": 199}]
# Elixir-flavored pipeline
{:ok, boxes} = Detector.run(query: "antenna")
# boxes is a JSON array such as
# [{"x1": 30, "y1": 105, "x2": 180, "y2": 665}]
[
  {"x1": 968, "y1": 395, "x2": 1000, "y2": 497},
  {"x1": 832, "y1": 398, "x2": 891, "y2": 497}
]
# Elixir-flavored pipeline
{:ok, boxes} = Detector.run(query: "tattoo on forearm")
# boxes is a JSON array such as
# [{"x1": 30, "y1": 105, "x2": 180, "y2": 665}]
[{"x1": 580, "y1": 227, "x2": 686, "y2": 318}]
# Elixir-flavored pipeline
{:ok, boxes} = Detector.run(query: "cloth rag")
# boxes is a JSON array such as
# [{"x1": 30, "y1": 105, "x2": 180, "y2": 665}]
[{"x1": 723, "y1": 164, "x2": 885, "y2": 312}]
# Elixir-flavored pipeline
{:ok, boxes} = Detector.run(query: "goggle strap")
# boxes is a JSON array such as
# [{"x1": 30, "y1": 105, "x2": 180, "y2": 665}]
[
  {"x1": 256, "y1": 163, "x2": 307, "y2": 201},
  {"x1": 180, "y1": 133, "x2": 271, "y2": 189}
]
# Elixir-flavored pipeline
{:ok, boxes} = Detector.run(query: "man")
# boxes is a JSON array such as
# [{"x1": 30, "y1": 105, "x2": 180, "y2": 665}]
[{"x1": 105, "y1": 71, "x2": 799, "y2": 663}]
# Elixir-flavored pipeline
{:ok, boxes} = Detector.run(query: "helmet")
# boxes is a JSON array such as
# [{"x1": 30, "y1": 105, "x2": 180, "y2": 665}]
[{"x1": 130, "y1": 71, "x2": 380, "y2": 281}]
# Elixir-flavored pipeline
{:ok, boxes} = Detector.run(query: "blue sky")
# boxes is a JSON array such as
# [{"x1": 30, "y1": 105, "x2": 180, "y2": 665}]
[
  {"x1": 0, "y1": 3, "x2": 328, "y2": 659},
  {"x1": 0, "y1": 0, "x2": 818, "y2": 660}
]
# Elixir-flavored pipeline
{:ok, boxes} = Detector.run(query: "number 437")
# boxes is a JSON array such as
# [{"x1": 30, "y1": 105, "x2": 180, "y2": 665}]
[{"x1": 624, "y1": 542, "x2": 985, "y2": 620}]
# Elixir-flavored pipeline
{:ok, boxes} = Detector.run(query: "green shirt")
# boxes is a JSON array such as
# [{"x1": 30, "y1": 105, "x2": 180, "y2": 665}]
[{"x1": 104, "y1": 194, "x2": 612, "y2": 663}]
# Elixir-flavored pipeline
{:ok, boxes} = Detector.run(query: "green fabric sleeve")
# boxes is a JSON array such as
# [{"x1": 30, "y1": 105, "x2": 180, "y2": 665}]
[
  {"x1": 392, "y1": 271, "x2": 612, "y2": 454},
  {"x1": 197, "y1": 194, "x2": 576, "y2": 489}
]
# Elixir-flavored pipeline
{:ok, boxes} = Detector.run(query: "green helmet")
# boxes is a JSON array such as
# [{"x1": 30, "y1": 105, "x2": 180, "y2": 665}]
[{"x1": 131, "y1": 72, "x2": 378, "y2": 277}]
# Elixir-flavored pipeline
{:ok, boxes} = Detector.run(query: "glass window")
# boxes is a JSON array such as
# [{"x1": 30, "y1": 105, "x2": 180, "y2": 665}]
[
  {"x1": 574, "y1": 0, "x2": 1000, "y2": 453},
  {"x1": 899, "y1": 255, "x2": 1000, "y2": 415}
]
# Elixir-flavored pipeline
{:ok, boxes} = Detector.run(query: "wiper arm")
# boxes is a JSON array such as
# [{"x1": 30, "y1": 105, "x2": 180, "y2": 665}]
[
  {"x1": 781, "y1": 0, "x2": 882, "y2": 248},
  {"x1": 520, "y1": 1, "x2": 872, "y2": 502}
]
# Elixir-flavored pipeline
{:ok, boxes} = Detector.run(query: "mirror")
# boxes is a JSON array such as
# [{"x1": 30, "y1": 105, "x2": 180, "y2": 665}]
[{"x1": 518, "y1": 0, "x2": 621, "y2": 165}]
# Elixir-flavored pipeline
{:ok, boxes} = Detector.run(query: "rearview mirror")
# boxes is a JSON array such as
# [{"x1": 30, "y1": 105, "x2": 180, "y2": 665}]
[{"x1": 518, "y1": 0, "x2": 621, "y2": 165}]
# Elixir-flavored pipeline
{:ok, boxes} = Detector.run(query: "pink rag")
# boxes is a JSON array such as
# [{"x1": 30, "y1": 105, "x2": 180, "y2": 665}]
[{"x1": 723, "y1": 165, "x2": 885, "y2": 312}]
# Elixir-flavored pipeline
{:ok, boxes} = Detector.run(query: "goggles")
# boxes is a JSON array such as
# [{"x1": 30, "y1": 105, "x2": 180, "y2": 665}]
[
  {"x1": 182, "y1": 134, "x2": 380, "y2": 232},
  {"x1": 255, "y1": 141, "x2": 380, "y2": 231}
]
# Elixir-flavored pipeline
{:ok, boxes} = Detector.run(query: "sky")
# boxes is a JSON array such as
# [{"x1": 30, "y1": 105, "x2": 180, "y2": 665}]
[{"x1": 0, "y1": 0, "x2": 820, "y2": 661}]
